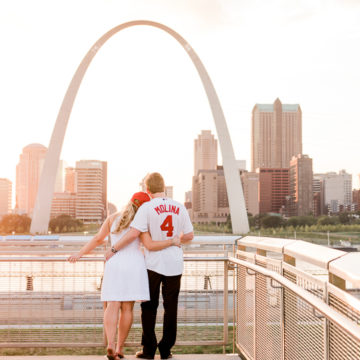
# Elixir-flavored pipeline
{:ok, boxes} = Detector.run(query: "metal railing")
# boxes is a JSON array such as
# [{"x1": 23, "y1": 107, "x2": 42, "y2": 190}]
[
  {"x1": 0, "y1": 236, "x2": 237, "y2": 349},
  {"x1": 1, "y1": 234, "x2": 360, "y2": 359},
  {"x1": 233, "y1": 236, "x2": 360, "y2": 360}
]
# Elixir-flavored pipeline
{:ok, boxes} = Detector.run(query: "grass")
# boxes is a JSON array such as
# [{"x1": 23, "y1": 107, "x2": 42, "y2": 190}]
[{"x1": 249, "y1": 229, "x2": 360, "y2": 245}]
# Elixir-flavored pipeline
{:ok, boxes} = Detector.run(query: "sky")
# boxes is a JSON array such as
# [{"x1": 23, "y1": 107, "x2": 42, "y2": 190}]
[{"x1": 1, "y1": 0, "x2": 360, "y2": 209}]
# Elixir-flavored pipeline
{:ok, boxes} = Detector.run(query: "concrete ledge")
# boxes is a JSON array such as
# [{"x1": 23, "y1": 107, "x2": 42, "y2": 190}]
[{"x1": 328, "y1": 252, "x2": 360, "y2": 286}]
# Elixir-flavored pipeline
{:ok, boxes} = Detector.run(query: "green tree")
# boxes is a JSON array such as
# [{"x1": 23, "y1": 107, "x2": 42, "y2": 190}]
[
  {"x1": 261, "y1": 215, "x2": 284, "y2": 228},
  {"x1": 317, "y1": 215, "x2": 339, "y2": 225},
  {"x1": 49, "y1": 215, "x2": 84, "y2": 233},
  {"x1": 338, "y1": 212, "x2": 350, "y2": 224},
  {"x1": 0, "y1": 214, "x2": 31, "y2": 234}
]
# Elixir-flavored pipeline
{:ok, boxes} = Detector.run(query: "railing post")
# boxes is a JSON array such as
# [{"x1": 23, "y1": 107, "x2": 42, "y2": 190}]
[
  {"x1": 324, "y1": 283, "x2": 329, "y2": 360},
  {"x1": 224, "y1": 259, "x2": 229, "y2": 354},
  {"x1": 280, "y1": 284, "x2": 285, "y2": 360},
  {"x1": 282, "y1": 254, "x2": 296, "y2": 360},
  {"x1": 232, "y1": 243, "x2": 236, "y2": 355}
]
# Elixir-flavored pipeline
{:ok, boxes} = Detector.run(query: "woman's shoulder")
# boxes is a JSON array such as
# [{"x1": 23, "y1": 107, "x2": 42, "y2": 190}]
[{"x1": 108, "y1": 212, "x2": 122, "y2": 226}]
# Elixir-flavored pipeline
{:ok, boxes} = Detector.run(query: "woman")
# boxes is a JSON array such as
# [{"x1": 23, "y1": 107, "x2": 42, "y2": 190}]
[{"x1": 68, "y1": 191, "x2": 179, "y2": 360}]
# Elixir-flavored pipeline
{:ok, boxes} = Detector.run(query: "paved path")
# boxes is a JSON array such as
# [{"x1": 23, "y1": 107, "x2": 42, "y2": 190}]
[{"x1": 0, "y1": 356, "x2": 240, "y2": 360}]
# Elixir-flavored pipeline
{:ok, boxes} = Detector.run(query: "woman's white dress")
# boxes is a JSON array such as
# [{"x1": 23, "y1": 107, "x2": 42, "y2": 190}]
[{"x1": 101, "y1": 216, "x2": 150, "y2": 302}]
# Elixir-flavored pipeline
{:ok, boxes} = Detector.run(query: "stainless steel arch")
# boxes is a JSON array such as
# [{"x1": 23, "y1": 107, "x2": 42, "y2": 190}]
[{"x1": 30, "y1": 20, "x2": 249, "y2": 234}]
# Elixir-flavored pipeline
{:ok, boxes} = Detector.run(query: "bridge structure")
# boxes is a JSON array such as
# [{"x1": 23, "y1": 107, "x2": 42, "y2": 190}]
[
  {"x1": 0, "y1": 235, "x2": 359, "y2": 359},
  {"x1": 29, "y1": 20, "x2": 249, "y2": 235}
]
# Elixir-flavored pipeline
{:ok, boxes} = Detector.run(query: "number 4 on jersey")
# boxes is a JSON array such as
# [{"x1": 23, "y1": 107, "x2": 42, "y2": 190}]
[{"x1": 160, "y1": 215, "x2": 174, "y2": 237}]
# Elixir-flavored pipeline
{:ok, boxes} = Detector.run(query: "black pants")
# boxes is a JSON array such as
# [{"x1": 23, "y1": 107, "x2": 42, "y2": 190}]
[{"x1": 141, "y1": 269, "x2": 182, "y2": 357}]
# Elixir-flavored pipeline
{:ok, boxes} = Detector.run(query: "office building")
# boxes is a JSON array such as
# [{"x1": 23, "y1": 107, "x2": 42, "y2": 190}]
[
  {"x1": 258, "y1": 168, "x2": 289, "y2": 214},
  {"x1": 240, "y1": 171, "x2": 259, "y2": 216},
  {"x1": 319, "y1": 170, "x2": 352, "y2": 213},
  {"x1": 194, "y1": 130, "x2": 218, "y2": 175},
  {"x1": 65, "y1": 167, "x2": 77, "y2": 193},
  {"x1": 50, "y1": 192, "x2": 76, "y2": 218},
  {"x1": 0, "y1": 178, "x2": 12, "y2": 216},
  {"x1": 352, "y1": 189, "x2": 360, "y2": 212},
  {"x1": 16, "y1": 143, "x2": 47, "y2": 215},
  {"x1": 251, "y1": 98, "x2": 302, "y2": 171},
  {"x1": 289, "y1": 155, "x2": 313, "y2": 216},
  {"x1": 75, "y1": 160, "x2": 107, "y2": 223},
  {"x1": 192, "y1": 166, "x2": 229, "y2": 224}
]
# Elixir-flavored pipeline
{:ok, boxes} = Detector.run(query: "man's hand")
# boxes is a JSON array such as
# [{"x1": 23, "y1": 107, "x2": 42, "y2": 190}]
[
  {"x1": 180, "y1": 231, "x2": 194, "y2": 244},
  {"x1": 68, "y1": 252, "x2": 81, "y2": 263},
  {"x1": 105, "y1": 249, "x2": 115, "y2": 261}
]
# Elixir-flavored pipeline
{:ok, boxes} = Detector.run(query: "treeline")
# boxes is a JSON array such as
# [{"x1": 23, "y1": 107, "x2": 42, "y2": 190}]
[
  {"x1": 249, "y1": 212, "x2": 360, "y2": 229},
  {"x1": 193, "y1": 212, "x2": 360, "y2": 234},
  {"x1": 49, "y1": 215, "x2": 84, "y2": 233},
  {"x1": 0, "y1": 214, "x2": 84, "y2": 234}
]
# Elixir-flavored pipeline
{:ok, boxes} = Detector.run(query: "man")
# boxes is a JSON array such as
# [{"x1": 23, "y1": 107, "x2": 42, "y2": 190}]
[{"x1": 105, "y1": 172, "x2": 194, "y2": 359}]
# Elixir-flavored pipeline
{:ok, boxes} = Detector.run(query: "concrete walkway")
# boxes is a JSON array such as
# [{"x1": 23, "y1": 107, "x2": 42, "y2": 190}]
[{"x1": 0, "y1": 356, "x2": 240, "y2": 360}]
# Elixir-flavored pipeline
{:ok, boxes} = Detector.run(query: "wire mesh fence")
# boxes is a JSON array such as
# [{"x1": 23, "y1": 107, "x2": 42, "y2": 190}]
[
  {"x1": 232, "y1": 256, "x2": 360, "y2": 360},
  {"x1": 0, "y1": 245, "x2": 233, "y2": 348}
]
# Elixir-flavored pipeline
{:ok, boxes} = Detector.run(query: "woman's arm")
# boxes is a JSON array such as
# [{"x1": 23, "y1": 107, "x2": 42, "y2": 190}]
[
  {"x1": 68, "y1": 215, "x2": 113, "y2": 262},
  {"x1": 140, "y1": 232, "x2": 180, "y2": 251}
]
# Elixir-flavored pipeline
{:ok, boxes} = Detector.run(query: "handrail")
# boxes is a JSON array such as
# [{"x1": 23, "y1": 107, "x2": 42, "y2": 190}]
[
  {"x1": 0, "y1": 256, "x2": 229, "y2": 262},
  {"x1": 238, "y1": 235, "x2": 360, "y2": 288},
  {"x1": 229, "y1": 256, "x2": 360, "y2": 343},
  {"x1": 0, "y1": 235, "x2": 241, "y2": 245}
]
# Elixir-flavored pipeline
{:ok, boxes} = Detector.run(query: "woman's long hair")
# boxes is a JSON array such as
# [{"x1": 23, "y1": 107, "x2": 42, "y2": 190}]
[{"x1": 113, "y1": 201, "x2": 138, "y2": 233}]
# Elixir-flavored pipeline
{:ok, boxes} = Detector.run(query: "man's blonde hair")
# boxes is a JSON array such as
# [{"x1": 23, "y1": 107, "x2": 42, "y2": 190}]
[{"x1": 145, "y1": 172, "x2": 165, "y2": 194}]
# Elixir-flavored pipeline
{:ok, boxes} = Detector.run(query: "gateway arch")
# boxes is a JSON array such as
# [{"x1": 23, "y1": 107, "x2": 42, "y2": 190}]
[{"x1": 30, "y1": 20, "x2": 249, "y2": 234}]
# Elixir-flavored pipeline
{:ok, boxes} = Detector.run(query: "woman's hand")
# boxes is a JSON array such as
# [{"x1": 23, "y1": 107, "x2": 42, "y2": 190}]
[
  {"x1": 68, "y1": 252, "x2": 81, "y2": 263},
  {"x1": 171, "y1": 236, "x2": 181, "y2": 247},
  {"x1": 105, "y1": 249, "x2": 115, "y2": 261}
]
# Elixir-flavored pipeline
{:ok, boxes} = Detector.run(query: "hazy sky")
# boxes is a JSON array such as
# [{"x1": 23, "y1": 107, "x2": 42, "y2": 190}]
[{"x1": 1, "y1": 0, "x2": 360, "y2": 209}]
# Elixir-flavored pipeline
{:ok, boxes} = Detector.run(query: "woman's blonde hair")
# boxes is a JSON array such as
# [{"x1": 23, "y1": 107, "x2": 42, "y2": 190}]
[{"x1": 113, "y1": 201, "x2": 139, "y2": 233}]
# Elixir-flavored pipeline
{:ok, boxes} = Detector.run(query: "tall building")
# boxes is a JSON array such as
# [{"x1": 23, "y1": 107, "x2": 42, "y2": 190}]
[
  {"x1": 352, "y1": 189, "x2": 360, "y2": 212},
  {"x1": 321, "y1": 170, "x2": 352, "y2": 213},
  {"x1": 289, "y1": 155, "x2": 313, "y2": 216},
  {"x1": 258, "y1": 168, "x2": 289, "y2": 214},
  {"x1": 0, "y1": 178, "x2": 12, "y2": 216},
  {"x1": 251, "y1": 98, "x2": 302, "y2": 171},
  {"x1": 194, "y1": 130, "x2": 218, "y2": 175},
  {"x1": 50, "y1": 192, "x2": 76, "y2": 218},
  {"x1": 240, "y1": 171, "x2": 259, "y2": 216},
  {"x1": 65, "y1": 167, "x2": 77, "y2": 193},
  {"x1": 16, "y1": 143, "x2": 47, "y2": 215},
  {"x1": 165, "y1": 186, "x2": 173, "y2": 199},
  {"x1": 192, "y1": 166, "x2": 229, "y2": 224},
  {"x1": 75, "y1": 160, "x2": 107, "y2": 223},
  {"x1": 313, "y1": 176, "x2": 325, "y2": 216}
]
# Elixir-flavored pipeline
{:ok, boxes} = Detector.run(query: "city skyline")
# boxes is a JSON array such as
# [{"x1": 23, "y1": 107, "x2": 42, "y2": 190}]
[{"x1": 1, "y1": 0, "x2": 360, "y2": 209}]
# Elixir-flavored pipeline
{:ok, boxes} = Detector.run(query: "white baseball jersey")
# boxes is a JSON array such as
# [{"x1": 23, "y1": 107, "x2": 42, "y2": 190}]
[{"x1": 130, "y1": 197, "x2": 193, "y2": 276}]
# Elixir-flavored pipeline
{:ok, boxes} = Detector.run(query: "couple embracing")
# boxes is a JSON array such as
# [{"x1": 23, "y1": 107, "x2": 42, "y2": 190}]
[{"x1": 68, "y1": 172, "x2": 194, "y2": 359}]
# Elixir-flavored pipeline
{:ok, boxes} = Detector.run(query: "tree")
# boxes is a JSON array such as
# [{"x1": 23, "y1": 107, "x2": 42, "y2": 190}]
[
  {"x1": 261, "y1": 215, "x2": 284, "y2": 228},
  {"x1": 339, "y1": 212, "x2": 350, "y2": 224},
  {"x1": 0, "y1": 214, "x2": 31, "y2": 234},
  {"x1": 49, "y1": 215, "x2": 84, "y2": 233},
  {"x1": 317, "y1": 215, "x2": 339, "y2": 226}
]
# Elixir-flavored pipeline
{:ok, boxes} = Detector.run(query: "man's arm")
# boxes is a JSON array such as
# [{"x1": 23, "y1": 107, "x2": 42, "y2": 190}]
[
  {"x1": 104, "y1": 227, "x2": 140, "y2": 261},
  {"x1": 180, "y1": 231, "x2": 194, "y2": 245},
  {"x1": 140, "y1": 232, "x2": 180, "y2": 251}
]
